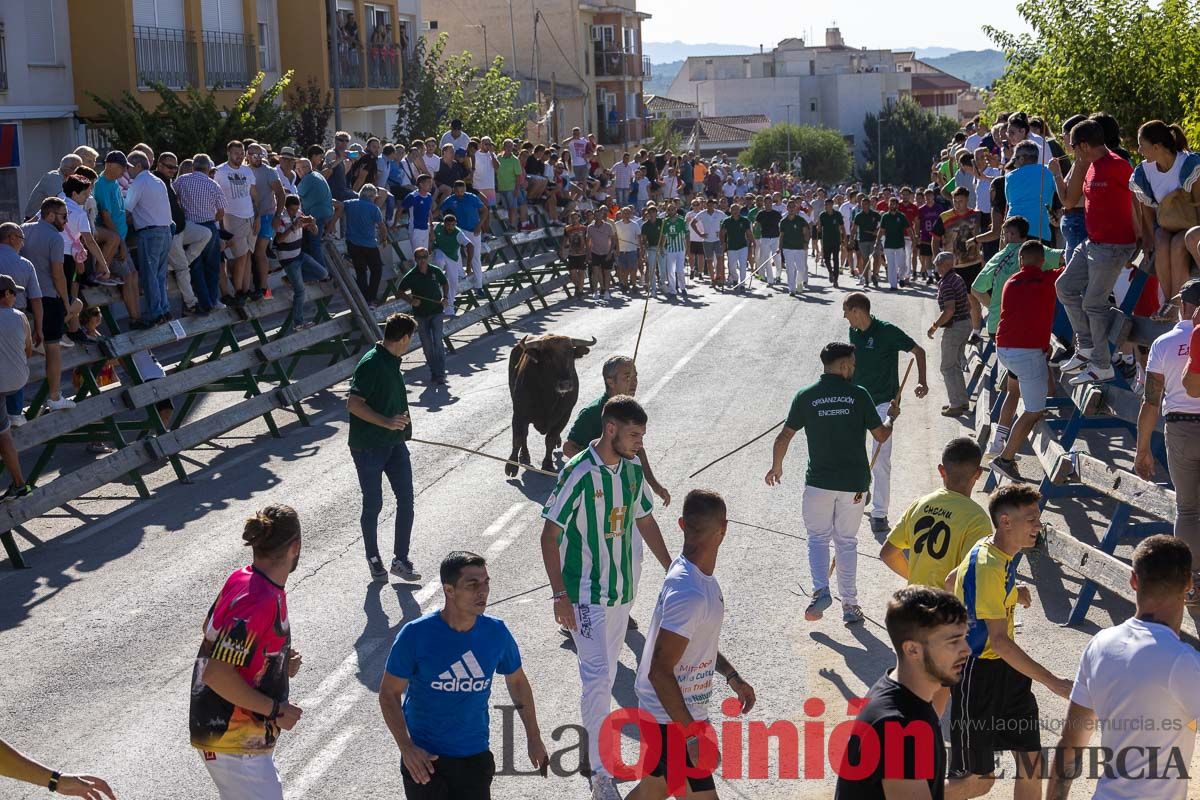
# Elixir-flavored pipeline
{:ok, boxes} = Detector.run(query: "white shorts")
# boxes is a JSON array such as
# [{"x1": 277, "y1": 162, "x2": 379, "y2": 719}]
[{"x1": 200, "y1": 750, "x2": 283, "y2": 800}]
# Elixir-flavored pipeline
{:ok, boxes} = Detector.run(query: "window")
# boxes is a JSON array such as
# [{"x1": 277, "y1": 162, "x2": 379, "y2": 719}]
[
  {"x1": 810, "y1": 98, "x2": 818, "y2": 112},
  {"x1": 201, "y1": 0, "x2": 244, "y2": 33},
  {"x1": 134, "y1": 0, "x2": 186, "y2": 28},
  {"x1": 257, "y1": 21, "x2": 273, "y2": 70},
  {"x1": 397, "y1": 16, "x2": 415, "y2": 60},
  {"x1": 364, "y1": 3, "x2": 392, "y2": 43},
  {"x1": 425, "y1": 20, "x2": 438, "y2": 31},
  {"x1": 622, "y1": 27, "x2": 637, "y2": 54},
  {"x1": 592, "y1": 25, "x2": 614, "y2": 49},
  {"x1": 27, "y1": 3, "x2": 58, "y2": 65}
]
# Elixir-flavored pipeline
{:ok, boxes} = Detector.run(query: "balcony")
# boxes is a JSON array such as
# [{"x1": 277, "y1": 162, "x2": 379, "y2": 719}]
[
  {"x1": 202, "y1": 30, "x2": 255, "y2": 89},
  {"x1": 642, "y1": 57, "x2": 651, "y2": 79},
  {"x1": 133, "y1": 25, "x2": 199, "y2": 89},
  {"x1": 0, "y1": 23, "x2": 7, "y2": 92},
  {"x1": 594, "y1": 48, "x2": 644, "y2": 79},
  {"x1": 597, "y1": 118, "x2": 645, "y2": 146},
  {"x1": 367, "y1": 43, "x2": 400, "y2": 89},
  {"x1": 331, "y1": 37, "x2": 365, "y2": 88}
]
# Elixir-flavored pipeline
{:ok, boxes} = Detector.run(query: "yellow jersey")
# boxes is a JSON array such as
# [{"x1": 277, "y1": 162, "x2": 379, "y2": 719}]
[
  {"x1": 886, "y1": 487, "x2": 992, "y2": 590},
  {"x1": 953, "y1": 539, "x2": 1018, "y2": 660}
]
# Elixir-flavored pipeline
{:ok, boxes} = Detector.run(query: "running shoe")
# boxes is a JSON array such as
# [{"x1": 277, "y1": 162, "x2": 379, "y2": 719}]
[
  {"x1": 7, "y1": 415, "x2": 25, "y2": 428},
  {"x1": 45, "y1": 395, "x2": 76, "y2": 411},
  {"x1": 391, "y1": 558, "x2": 421, "y2": 581},
  {"x1": 869, "y1": 516, "x2": 890, "y2": 534},
  {"x1": 843, "y1": 605, "x2": 865, "y2": 626},
  {"x1": 991, "y1": 457, "x2": 1025, "y2": 483},
  {"x1": 368, "y1": 557, "x2": 388, "y2": 581},
  {"x1": 984, "y1": 438, "x2": 1006, "y2": 461},
  {"x1": 1068, "y1": 364, "x2": 1115, "y2": 386},
  {"x1": 1058, "y1": 353, "x2": 1090, "y2": 374},
  {"x1": 1, "y1": 483, "x2": 32, "y2": 502},
  {"x1": 805, "y1": 588, "x2": 833, "y2": 621}
]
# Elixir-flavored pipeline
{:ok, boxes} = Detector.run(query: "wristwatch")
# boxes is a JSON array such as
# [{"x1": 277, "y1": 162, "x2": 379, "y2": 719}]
[{"x1": 48, "y1": 770, "x2": 61, "y2": 792}]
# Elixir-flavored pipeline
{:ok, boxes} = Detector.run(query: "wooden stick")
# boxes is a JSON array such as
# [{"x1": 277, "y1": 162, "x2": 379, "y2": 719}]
[
  {"x1": 689, "y1": 419, "x2": 785, "y2": 479},
  {"x1": 410, "y1": 437, "x2": 557, "y2": 477},
  {"x1": 853, "y1": 357, "x2": 916, "y2": 503}
]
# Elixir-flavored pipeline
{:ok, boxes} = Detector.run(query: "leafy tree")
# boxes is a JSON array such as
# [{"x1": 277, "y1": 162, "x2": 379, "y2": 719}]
[
  {"x1": 984, "y1": 0, "x2": 1200, "y2": 147},
  {"x1": 649, "y1": 117, "x2": 681, "y2": 154},
  {"x1": 861, "y1": 98, "x2": 959, "y2": 187},
  {"x1": 89, "y1": 72, "x2": 297, "y2": 161},
  {"x1": 741, "y1": 124, "x2": 853, "y2": 184},
  {"x1": 286, "y1": 77, "x2": 334, "y2": 150}
]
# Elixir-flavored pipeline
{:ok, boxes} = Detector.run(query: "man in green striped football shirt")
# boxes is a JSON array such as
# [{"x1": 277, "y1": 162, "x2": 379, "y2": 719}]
[
  {"x1": 661, "y1": 200, "x2": 690, "y2": 298},
  {"x1": 540, "y1": 395, "x2": 671, "y2": 798}
]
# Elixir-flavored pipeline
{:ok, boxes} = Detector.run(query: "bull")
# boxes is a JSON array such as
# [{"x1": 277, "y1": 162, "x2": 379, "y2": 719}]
[{"x1": 507, "y1": 334, "x2": 596, "y2": 477}]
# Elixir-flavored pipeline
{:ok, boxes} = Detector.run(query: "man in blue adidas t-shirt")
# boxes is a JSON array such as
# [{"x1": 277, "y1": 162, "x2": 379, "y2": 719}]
[
  {"x1": 440, "y1": 181, "x2": 488, "y2": 293},
  {"x1": 401, "y1": 175, "x2": 435, "y2": 252},
  {"x1": 380, "y1": 551, "x2": 548, "y2": 799}
]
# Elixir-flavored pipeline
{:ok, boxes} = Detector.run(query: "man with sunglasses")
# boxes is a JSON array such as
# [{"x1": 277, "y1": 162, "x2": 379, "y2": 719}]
[{"x1": 156, "y1": 152, "x2": 211, "y2": 316}]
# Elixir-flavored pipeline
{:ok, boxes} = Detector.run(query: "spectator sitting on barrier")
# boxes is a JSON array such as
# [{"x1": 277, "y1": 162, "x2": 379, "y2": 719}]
[
  {"x1": 0, "y1": 274, "x2": 32, "y2": 501},
  {"x1": 1136, "y1": 278, "x2": 1200, "y2": 602},
  {"x1": 991, "y1": 241, "x2": 1065, "y2": 483},
  {"x1": 330, "y1": 184, "x2": 388, "y2": 308},
  {"x1": 24, "y1": 154, "x2": 80, "y2": 221},
  {"x1": 275, "y1": 195, "x2": 330, "y2": 332},
  {"x1": 296, "y1": 155, "x2": 334, "y2": 267}
]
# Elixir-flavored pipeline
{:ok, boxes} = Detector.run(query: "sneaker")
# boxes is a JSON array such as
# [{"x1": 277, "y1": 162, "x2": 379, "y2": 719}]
[
  {"x1": 58, "y1": 336, "x2": 75, "y2": 349},
  {"x1": 984, "y1": 438, "x2": 1006, "y2": 461},
  {"x1": 45, "y1": 395, "x2": 76, "y2": 411},
  {"x1": 1, "y1": 483, "x2": 32, "y2": 502},
  {"x1": 991, "y1": 457, "x2": 1025, "y2": 483},
  {"x1": 590, "y1": 773, "x2": 621, "y2": 800},
  {"x1": 966, "y1": 332, "x2": 984, "y2": 347},
  {"x1": 1068, "y1": 364, "x2": 1115, "y2": 386},
  {"x1": 843, "y1": 604, "x2": 865, "y2": 626},
  {"x1": 941, "y1": 405, "x2": 968, "y2": 417},
  {"x1": 1058, "y1": 353, "x2": 1090, "y2": 374},
  {"x1": 96, "y1": 275, "x2": 124, "y2": 287},
  {"x1": 390, "y1": 557, "x2": 421, "y2": 581},
  {"x1": 7, "y1": 414, "x2": 25, "y2": 428},
  {"x1": 368, "y1": 557, "x2": 388, "y2": 582},
  {"x1": 212, "y1": 301, "x2": 227, "y2": 311},
  {"x1": 805, "y1": 588, "x2": 833, "y2": 621},
  {"x1": 869, "y1": 516, "x2": 890, "y2": 534}
]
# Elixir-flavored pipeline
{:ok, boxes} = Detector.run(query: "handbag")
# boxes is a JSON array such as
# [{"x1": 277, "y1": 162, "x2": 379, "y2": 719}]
[{"x1": 1156, "y1": 187, "x2": 1200, "y2": 232}]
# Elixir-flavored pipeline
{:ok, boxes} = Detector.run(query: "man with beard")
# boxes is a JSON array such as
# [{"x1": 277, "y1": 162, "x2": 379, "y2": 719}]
[
  {"x1": 834, "y1": 586, "x2": 991, "y2": 800},
  {"x1": 541, "y1": 396, "x2": 673, "y2": 800},
  {"x1": 190, "y1": 505, "x2": 305, "y2": 800}
]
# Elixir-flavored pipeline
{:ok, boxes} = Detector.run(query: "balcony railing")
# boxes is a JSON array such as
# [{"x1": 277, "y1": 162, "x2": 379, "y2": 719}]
[
  {"x1": 642, "y1": 57, "x2": 651, "y2": 79},
  {"x1": 331, "y1": 37, "x2": 365, "y2": 88},
  {"x1": 367, "y1": 43, "x2": 400, "y2": 89},
  {"x1": 594, "y1": 48, "x2": 644, "y2": 78},
  {"x1": 597, "y1": 118, "x2": 644, "y2": 146},
  {"x1": 133, "y1": 25, "x2": 198, "y2": 89},
  {"x1": 202, "y1": 30, "x2": 255, "y2": 88},
  {"x1": 0, "y1": 23, "x2": 8, "y2": 92}
]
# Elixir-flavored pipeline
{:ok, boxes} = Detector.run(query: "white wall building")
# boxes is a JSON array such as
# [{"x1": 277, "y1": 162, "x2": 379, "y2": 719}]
[{"x1": 0, "y1": 1, "x2": 78, "y2": 222}]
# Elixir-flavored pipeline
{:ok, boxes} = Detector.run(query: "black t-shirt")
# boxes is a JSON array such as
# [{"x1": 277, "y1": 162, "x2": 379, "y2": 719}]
[
  {"x1": 990, "y1": 174, "x2": 1006, "y2": 214},
  {"x1": 833, "y1": 674, "x2": 945, "y2": 800},
  {"x1": 756, "y1": 209, "x2": 783, "y2": 238},
  {"x1": 642, "y1": 159, "x2": 658, "y2": 183},
  {"x1": 524, "y1": 155, "x2": 544, "y2": 177}
]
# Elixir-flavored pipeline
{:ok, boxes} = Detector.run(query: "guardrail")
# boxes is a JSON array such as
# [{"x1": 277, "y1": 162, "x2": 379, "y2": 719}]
[{"x1": 1, "y1": 215, "x2": 571, "y2": 568}]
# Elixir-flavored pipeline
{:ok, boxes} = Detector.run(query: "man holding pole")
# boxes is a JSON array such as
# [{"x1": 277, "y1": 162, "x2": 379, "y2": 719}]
[
  {"x1": 766, "y1": 342, "x2": 899, "y2": 626},
  {"x1": 842, "y1": 292, "x2": 929, "y2": 534}
]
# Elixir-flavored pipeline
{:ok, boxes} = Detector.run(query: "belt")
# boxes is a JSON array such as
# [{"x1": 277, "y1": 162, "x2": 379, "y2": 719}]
[
  {"x1": 1165, "y1": 413, "x2": 1200, "y2": 423},
  {"x1": 135, "y1": 225, "x2": 170, "y2": 233}
]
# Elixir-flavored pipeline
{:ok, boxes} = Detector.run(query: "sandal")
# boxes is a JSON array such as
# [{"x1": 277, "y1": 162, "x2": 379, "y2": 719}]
[{"x1": 1151, "y1": 301, "x2": 1178, "y2": 322}]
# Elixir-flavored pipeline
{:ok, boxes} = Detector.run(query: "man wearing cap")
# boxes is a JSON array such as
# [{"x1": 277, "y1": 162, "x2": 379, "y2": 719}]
[
  {"x1": 0, "y1": 273, "x2": 33, "y2": 501},
  {"x1": 1136, "y1": 278, "x2": 1200, "y2": 602},
  {"x1": 124, "y1": 150, "x2": 175, "y2": 326},
  {"x1": 439, "y1": 181, "x2": 487, "y2": 296},
  {"x1": 275, "y1": 147, "x2": 299, "y2": 194}
]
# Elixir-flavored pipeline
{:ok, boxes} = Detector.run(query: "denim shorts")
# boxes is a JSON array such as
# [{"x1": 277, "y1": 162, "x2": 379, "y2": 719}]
[
  {"x1": 497, "y1": 190, "x2": 518, "y2": 210},
  {"x1": 617, "y1": 250, "x2": 639, "y2": 269},
  {"x1": 998, "y1": 347, "x2": 1049, "y2": 413}
]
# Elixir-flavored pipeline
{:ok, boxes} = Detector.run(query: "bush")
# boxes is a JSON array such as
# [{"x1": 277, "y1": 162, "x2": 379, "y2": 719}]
[{"x1": 741, "y1": 124, "x2": 853, "y2": 184}]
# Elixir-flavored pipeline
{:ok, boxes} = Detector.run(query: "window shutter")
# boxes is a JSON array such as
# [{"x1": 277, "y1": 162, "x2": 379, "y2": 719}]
[{"x1": 26, "y1": 3, "x2": 57, "y2": 64}]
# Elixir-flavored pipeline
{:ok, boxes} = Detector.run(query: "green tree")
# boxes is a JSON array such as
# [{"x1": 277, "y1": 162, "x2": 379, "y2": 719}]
[
  {"x1": 89, "y1": 72, "x2": 297, "y2": 161},
  {"x1": 649, "y1": 117, "x2": 681, "y2": 154},
  {"x1": 984, "y1": 0, "x2": 1200, "y2": 147},
  {"x1": 741, "y1": 124, "x2": 853, "y2": 184},
  {"x1": 861, "y1": 98, "x2": 959, "y2": 187},
  {"x1": 286, "y1": 77, "x2": 334, "y2": 150}
]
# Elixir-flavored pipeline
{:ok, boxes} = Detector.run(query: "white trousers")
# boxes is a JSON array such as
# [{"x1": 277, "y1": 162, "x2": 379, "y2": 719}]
[
  {"x1": 727, "y1": 247, "x2": 748, "y2": 283},
  {"x1": 201, "y1": 751, "x2": 283, "y2": 800},
  {"x1": 409, "y1": 227, "x2": 430, "y2": 252},
  {"x1": 758, "y1": 237, "x2": 780, "y2": 283},
  {"x1": 463, "y1": 230, "x2": 483, "y2": 289},
  {"x1": 665, "y1": 251, "x2": 686, "y2": 295},
  {"x1": 884, "y1": 248, "x2": 907, "y2": 289},
  {"x1": 783, "y1": 248, "x2": 807, "y2": 291},
  {"x1": 168, "y1": 223, "x2": 211, "y2": 306},
  {"x1": 571, "y1": 601, "x2": 631, "y2": 779},
  {"x1": 802, "y1": 486, "x2": 864, "y2": 606},
  {"x1": 432, "y1": 251, "x2": 463, "y2": 304},
  {"x1": 869, "y1": 401, "x2": 893, "y2": 519}
]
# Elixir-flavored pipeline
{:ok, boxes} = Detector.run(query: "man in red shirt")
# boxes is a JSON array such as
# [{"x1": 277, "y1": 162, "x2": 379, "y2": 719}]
[
  {"x1": 1054, "y1": 119, "x2": 1137, "y2": 386},
  {"x1": 898, "y1": 186, "x2": 921, "y2": 277},
  {"x1": 991, "y1": 241, "x2": 1065, "y2": 483}
]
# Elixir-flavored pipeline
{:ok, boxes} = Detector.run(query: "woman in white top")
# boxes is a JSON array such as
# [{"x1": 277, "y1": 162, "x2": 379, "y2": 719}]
[{"x1": 1131, "y1": 121, "x2": 1200, "y2": 319}]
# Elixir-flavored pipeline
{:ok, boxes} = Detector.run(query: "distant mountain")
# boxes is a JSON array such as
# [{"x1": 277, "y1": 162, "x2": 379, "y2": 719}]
[
  {"x1": 903, "y1": 47, "x2": 961, "y2": 59},
  {"x1": 643, "y1": 41, "x2": 757, "y2": 63},
  {"x1": 645, "y1": 60, "x2": 683, "y2": 97},
  {"x1": 922, "y1": 49, "x2": 1007, "y2": 88}
]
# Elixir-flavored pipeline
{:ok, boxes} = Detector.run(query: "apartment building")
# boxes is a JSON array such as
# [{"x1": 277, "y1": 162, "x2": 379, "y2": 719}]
[
  {"x1": 666, "y1": 28, "x2": 967, "y2": 164},
  {"x1": 0, "y1": 1, "x2": 78, "y2": 222},
  {"x1": 433, "y1": 0, "x2": 650, "y2": 152},
  {"x1": 67, "y1": 0, "x2": 420, "y2": 144}
]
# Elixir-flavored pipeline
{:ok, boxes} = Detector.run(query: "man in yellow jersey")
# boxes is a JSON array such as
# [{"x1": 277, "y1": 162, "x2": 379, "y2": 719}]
[
  {"x1": 948, "y1": 484, "x2": 1073, "y2": 800},
  {"x1": 880, "y1": 437, "x2": 990, "y2": 590}
]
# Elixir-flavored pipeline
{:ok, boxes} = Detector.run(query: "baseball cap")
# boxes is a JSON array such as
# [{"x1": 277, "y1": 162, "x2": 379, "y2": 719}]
[
  {"x1": 0, "y1": 274, "x2": 25, "y2": 294},
  {"x1": 105, "y1": 150, "x2": 129, "y2": 167},
  {"x1": 1175, "y1": 277, "x2": 1200, "y2": 306}
]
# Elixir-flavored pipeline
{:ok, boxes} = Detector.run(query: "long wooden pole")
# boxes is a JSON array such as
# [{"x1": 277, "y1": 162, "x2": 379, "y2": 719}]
[
  {"x1": 689, "y1": 420, "x2": 784, "y2": 479},
  {"x1": 853, "y1": 357, "x2": 915, "y2": 503},
  {"x1": 410, "y1": 437, "x2": 557, "y2": 477}
]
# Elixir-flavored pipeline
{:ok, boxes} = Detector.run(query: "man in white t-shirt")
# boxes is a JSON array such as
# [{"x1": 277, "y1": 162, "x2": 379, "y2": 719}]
[
  {"x1": 691, "y1": 198, "x2": 727, "y2": 287},
  {"x1": 214, "y1": 140, "x2": 259, "y2": 297},
  {"x1": 612, "y1": 153, "x2": 636, "y2": 207},
  {"x1": 1136, "y1": 279, "x2": 1200, "y2": 599},
  {"x1": 564, "y1": 127, "x2": 592, "y2": 185},
  {"x1": 472, "y1": 136, "x2": 499, "y2": 207},
  {"x1": 613, "y1": 206, "x2": 642, "y2": 293},
  {"x1": 684, "y1": 198, "x2": 705, "y2": 280},
  {"x1": 1048, "y1": 534, "x2": 1200, "y2": 800},
  {"x1": 628, "y1": 490, "x2": 755, "y2": 800},
  {"x1": 438, "y1": 119, "x2": 470, "y2": 154}
]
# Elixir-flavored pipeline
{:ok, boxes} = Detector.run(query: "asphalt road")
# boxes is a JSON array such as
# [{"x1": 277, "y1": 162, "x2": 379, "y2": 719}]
[{"x1": 0, "y1": 271, "x2": 1172, "y2": 799}]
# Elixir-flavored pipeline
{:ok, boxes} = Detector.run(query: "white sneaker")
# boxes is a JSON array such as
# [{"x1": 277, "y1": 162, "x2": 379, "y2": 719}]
[
  {"x1": 45, "y1": 395, "x2": 76, "y2": 411},
  {"x1": 984, "y1": 438, "x2": 1006, "y2": 461},
  {"x1": 1068, "y1": 364, "x2": 1115, "y2": 386},
  {"x1": 211, "y1": 301, "x2": 227, "y2": 311},
  {"x1": 58, "y1": 337, "x2": 75, "y2": 349},
  {"x1": 590, "y1": 773, "x2": 621, "y2": 800},
  {"x1": 7, "y1": 414, "x2": 25, "y2": 428},
  {"x1": 1058, "y1": 353, "x2": 1090, "y2": 374}
]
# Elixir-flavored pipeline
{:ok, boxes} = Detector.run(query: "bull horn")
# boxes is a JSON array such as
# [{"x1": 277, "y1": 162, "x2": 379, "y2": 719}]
[{"x1": 569, "y1": 337, "x2": 598, "y2": 347}]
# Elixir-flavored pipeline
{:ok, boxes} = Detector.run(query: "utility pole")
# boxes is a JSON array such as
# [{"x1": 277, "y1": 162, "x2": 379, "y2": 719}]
[
  {"x1": 471, "y1": 24, "x2": 488, "y2": 66},
  {"x1": 507, "y1": 0, "x2": 519, "y2": 81},
  {"x1": 784, "y1": 103, "x2": 795, "y2": 166},
  {"x1": 326, "y1": 0, "x2": 342, "y2": 132}
]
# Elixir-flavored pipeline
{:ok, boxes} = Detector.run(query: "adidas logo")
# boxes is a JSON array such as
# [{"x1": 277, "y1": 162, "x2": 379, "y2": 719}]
[{"x1": 430, "y1": 650, "x2": 492, "y2": 692}]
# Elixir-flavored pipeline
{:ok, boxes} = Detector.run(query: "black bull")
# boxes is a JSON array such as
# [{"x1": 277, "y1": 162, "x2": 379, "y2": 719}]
[{"x1": 506, "y1": 334, "x2": 596, "y2": 476}]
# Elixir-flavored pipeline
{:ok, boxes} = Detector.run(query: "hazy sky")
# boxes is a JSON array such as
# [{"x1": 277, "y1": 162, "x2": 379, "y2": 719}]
[{"x1": 638, "y1": 0, "x2": 1031, "y2": 52}]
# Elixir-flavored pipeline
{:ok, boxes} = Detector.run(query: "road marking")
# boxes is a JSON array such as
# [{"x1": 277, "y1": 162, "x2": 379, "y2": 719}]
[
  {"x1": 482, "y1": 501, "x2": 525, "y2": 537},
  {"x1": 641, "y1": 300, "x2": 748, "y2": 404},
  {"x1": 283, "y1": 725, "x2": 360, "y2": 799}
]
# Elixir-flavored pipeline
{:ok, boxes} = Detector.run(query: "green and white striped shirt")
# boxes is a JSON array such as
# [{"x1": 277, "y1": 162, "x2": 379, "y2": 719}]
[
  {"x1": 662, "y1": 216, "x2": 689, "y2": 253},
  {"x1": 542, "y1": 445, "x2": 654, "y2": 606}
]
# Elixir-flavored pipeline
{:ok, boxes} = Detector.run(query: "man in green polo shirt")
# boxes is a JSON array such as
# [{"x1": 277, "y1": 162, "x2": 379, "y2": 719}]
[
  {"x1": 348, "y1": 313, "x2": 419, "y2": 582},
  {"x1": 780, "y1": 199, "x2": 813, "y2": 294},
  {"x1": 562, "y1": 354, "x2": 671, "y2": 506},
  {"x1": 765, "y1": 341, "x2": 897, "y2": 625},
  {"x1": 876, "y1": 196, "x2": 912, "y2": 290},
  {"x1": 851, "y1": 195, "x2": 882, "y2": 288},
  {"x1": 397, "y1": 247, "x2": 450, "y2": 385},
  {"x1": 720, "y1": 203, "x2": 755, "y2": 290},
  {"x1": 843, "y1": 292, "x2": 929, "y2": 534},
  {"x1": 816, "y1": 198, "x2": 845, "y2": 286},
  {"x1": 428, "y1": 214, "x2": 473, "y2": 318}
]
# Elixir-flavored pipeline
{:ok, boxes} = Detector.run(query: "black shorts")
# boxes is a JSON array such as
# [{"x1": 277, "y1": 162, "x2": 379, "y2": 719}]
[
  {"x1": 41, "y1": 296, "x2": 67, "y2": 343},
  {"x1": 954, "y1": 263, "x2": 983, "y2": 288},
  {"x1": 917, "y1": 242, "x2": 933, "y2": 257},
  {"x1": 401, "y1": 750, "x2": 494, "y2": 800},
  {"x1": 689, "y1": 241, "x2": 705, "y2": 256},
  {"x1": 950, "y1": 657, "x2": 1041, "y2": 776},
  {"x1": 567, "y1": 254, "x2": 587, "y2": 271},
  {"x1": 591, "y1": 253, "x2": 614, "y2": 270},
  {"x1": 647, "y1": 723, "x2": 717, "y2": 792}
]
